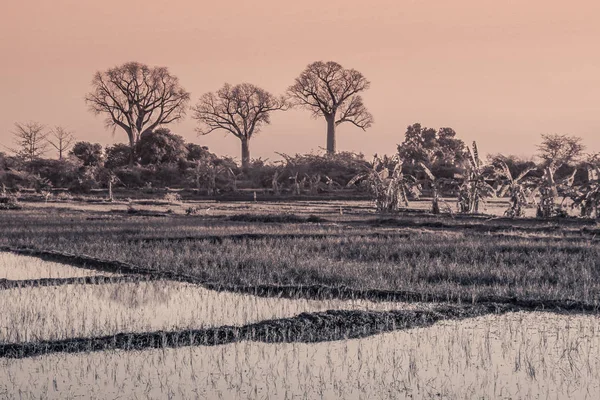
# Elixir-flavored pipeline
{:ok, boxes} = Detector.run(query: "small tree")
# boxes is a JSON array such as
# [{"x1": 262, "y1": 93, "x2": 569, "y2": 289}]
[
  {"x1": 398, "y1": 124, "x2": 466, "y2": 167},
  {"x1": 70, "y1": 142, "x2": 104, "y2": 167},
  {"x1": 192, "y1": 83, "x2": 287, "y2": 169},
  {"x1": 104, "y1": 144, "x2": 131, "y2": 170},
  {"x1": 288, "y1": 61, "x2": 373, "y2": 154},
  {"x1": 186, "y1": 143, "x2": 211, "y2": 162},
  {"x1": 137, "y1": 128, "x2": 187, "y2": 165},
  {"x1": 48, "y1": 126, "x2": 75, "y2": 160},
  {"x1": 9, "y1": 122, "x2": 49, "y2": 162},
  {"x1": 537, "y1": 134, "x2": 584, "y2": 172}
]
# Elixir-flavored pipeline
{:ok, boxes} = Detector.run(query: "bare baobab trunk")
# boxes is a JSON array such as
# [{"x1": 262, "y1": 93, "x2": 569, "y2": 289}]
[
  {"x1": 241, "y1": 137, "x2": 250, "y2": 169},
  {"x1": 128, "y1": 132, "x2": 136, "y2": 165},
  {"x1": 326, "y1": 115, "x2": 336, "y2": 154}
]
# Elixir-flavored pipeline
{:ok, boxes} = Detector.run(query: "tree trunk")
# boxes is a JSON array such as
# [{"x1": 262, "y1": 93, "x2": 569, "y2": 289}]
[
  {"x1": 326, "y1": 115, "x2": 336, "y2": 154},
  {"x1": 241, "y1": 137, "x2": 250, "y2": 170},
  {"x1": 128, "y1": 135, "x2": 136, "y2": 165}
]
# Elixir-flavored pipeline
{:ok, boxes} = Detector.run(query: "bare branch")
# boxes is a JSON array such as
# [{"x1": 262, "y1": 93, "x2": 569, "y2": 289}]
[
  {"x1": 335, "y1": 95, "x2": 374, "y2": 130},
  {"x1": 48, "y1": 126, "x2": 75, "y2": 160},
  {"x1": 85, "y1": 62, "x2": 190, "y2": 154},
  {"x1": 287, "y1": 61, "x2": 373, "y2": 153},
  {"x1": 192, "y1": 83, "x2": 288, "y2": 168},
  {"x1": 10, "y1": 122, "x2": 49, "y2": 162}
]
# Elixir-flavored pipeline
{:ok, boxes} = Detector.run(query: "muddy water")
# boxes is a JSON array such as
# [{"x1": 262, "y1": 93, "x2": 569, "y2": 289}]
[
  {"x1": 0, "y1": 252, "x2": 119, "y2": 280},
  {"x1": 0, "y1": 280, "x2": 430, "y2": 343},
  {"x1": 1, "y1": 312, "x2": 598, "y2": 399}
]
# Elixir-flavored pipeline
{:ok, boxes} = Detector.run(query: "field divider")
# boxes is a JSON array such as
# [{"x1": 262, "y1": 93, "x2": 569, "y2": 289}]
[
  {"x1": 0, "y1": 303, "x2": 570, "y2": 359},
  {"x1": 1, "y1": 246, "x2": 599, "y2": 312},
  {"x1": 0, "y1": 275, "x2": 162, "y2": 290}
]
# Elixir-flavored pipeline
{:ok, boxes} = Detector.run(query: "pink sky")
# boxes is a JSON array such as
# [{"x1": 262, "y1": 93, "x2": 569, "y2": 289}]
[{"x1": 1, "y1": 0, "x2": 599, "y2": 162}]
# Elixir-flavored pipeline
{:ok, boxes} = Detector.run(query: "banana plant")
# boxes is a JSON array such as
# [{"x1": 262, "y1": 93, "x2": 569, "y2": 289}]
[
  {"x1": 532, "y1": 166, "x2": 576, "y2": 218},
  {"x1": 495, "y1": 160, "x2": 536, "y2": 217},
  {"x1": 347, "y1": 155, "x2": 418, "y2": 213},
  {"x1": 418, "y1": 162, "x2": 444, "y2": 214},
  {"x1": 456, "y1": 141, "x2": 496, "y2": 214},
  {"x1": 566, "y1": 159, "x2": 600, "y2": 218}
]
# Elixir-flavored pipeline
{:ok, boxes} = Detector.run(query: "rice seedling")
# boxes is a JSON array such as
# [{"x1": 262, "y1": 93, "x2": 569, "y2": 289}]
[
  {"x1": 1, "y1": 312, "x2": 598, "y2": 399},
  {"x1": 0, "y1": 278, "x2": 430, "y2": 343},
  {"x1": 1, "y1": 203, "x2": 599, "y2": 399}
]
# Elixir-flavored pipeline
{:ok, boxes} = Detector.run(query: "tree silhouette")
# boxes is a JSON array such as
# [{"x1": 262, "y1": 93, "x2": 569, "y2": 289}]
[
  {"x1": 85, "y1": 62, "x2": 190, "y2": 163},
  {"x1": 192, "y1": 83, "x2": 287, "y2": 169},
  {"x1": 48, "y1": 126, "x2": 75, "y2": 160},
  {"x1": 288, "y1": 61, "x2": 373, "y2": 154},
  {"x1": 9, "y1": 122, "x2": 49, "y2": 162}
]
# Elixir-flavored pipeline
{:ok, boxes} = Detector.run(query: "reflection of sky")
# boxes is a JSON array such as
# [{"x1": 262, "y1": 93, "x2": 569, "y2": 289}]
[
  {"x1": 1, "y1": 278, "x2": 427, "y2": 343},
  {"x1": 0, "y1": 252, "x2": 118, "y2": 280},
  {"x1": 2, "y1": 311, "x2": 599, "y2": 399}
]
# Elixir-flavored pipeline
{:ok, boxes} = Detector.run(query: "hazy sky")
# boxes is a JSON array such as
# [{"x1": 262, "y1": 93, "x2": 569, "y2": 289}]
[{"x1": 1, "y1": 0, "x2": 599, "y2": 162}]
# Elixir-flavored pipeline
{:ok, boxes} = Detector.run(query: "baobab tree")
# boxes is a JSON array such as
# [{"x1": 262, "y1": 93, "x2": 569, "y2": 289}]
[
  {"x1": 9, "y1": 122, "x2": 49, "y2": 162},
  {"x1": 192, "y1": 83, "x2": 287, "y2": 169},
  {"x1": 288, "y1": 61, "x2": 373, "y2": 154},
  {"x1": 85, "y1": 62, "x2": 190, "y2": 163},
  {"x1": 48, "y1": 126, "x2": 75, "y2": 160}
]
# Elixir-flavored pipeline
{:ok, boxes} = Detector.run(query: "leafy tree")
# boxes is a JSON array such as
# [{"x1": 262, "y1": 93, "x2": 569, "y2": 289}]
[
  {"x1": 27, "y1": 158, "x2": 79, "y2": 188},
  {"x1": 85, "y1": 62, "x2": 191, "y2": 163},
  {"x1": 104, "y1": 144, "x2": 132, "y2": 170},
  {"x1": 70, "y1": 142, "x2": 104, "y2": 167},
  {"x1": 537, "y1": 134, "x2": 584, "y2": 171},
  {"x1": 192, "y1": 83, "x2": 287, "y2": 169},
  {"x1": 186, "y1": 143, "x2": 211, "y2": 162},
  {"x1": 137, "y1": 128, "x2": 187, "y2": 165},
  {"x1": 398, "y1": 123, "x2": 466, "y2": 168},
  {"x1": 288, "y1": 61, "x2": 373, "y2": 154}
]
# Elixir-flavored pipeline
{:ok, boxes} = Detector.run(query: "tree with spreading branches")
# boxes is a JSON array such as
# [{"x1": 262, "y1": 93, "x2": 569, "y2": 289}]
[
  {"x1": 192, "y1": 83, "x2": 288, "y2": 169},
  {"x1": 85, "y1": 62, "x2": 190, "y2": 164},
  {"x1": 537, "y1": 133, "x2": 584, "y2": 172},
  {"x1": 9, "y1": 122, "x2": 49, "y2": 162},
  {"x1": 288, "y1": 61, "x2": 373, "y2": 154},
  {"x1": 48, "y1": 126, "x2": 75, "y2": 160}
]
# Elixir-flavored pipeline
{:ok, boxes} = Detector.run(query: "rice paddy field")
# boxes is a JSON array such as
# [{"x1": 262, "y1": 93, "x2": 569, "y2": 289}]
[{"x1": 1, "y1": 199, "x2": 599, "y2": 399}]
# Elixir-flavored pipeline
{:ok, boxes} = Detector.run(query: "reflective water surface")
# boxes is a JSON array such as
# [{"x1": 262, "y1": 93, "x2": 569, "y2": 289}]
[{"x1": 2, "y1": 312, "x2": 598, "y2": 399}]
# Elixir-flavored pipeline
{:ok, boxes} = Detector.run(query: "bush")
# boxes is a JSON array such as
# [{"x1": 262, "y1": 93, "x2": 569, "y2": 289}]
[
  {"x1": 26, "y1": 159, "x2": 79, "y2": 188},
  {"x1": 114, "y1": 166, "x2": 149, "y2": 188},
  {"x1": 277, "y1": 152, "x2": 370, "y2": 188},
  {"x1": 70, "y1": 142, "x2": 104, "y2": 167},
  {"x1": 105, "y1": 144, "x2": 132, "y2": 170},
  {"x1": 0, "y1": 195, "x2": 22, "y2": 210},
  {"x1": 137, "y1": 129, "x2": 188, "y2": 165}
]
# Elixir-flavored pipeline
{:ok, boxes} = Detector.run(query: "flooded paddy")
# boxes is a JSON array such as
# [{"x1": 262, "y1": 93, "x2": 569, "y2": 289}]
[
  {"x1": 0, "y1": 252, "x2": 119, "y2": 280},
  {"x1": 2, "y1": 311, "x2": 598, "y2": 399},
  {"x1": 0, "y1": 280, "x2": 429, "y2": 343}
]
